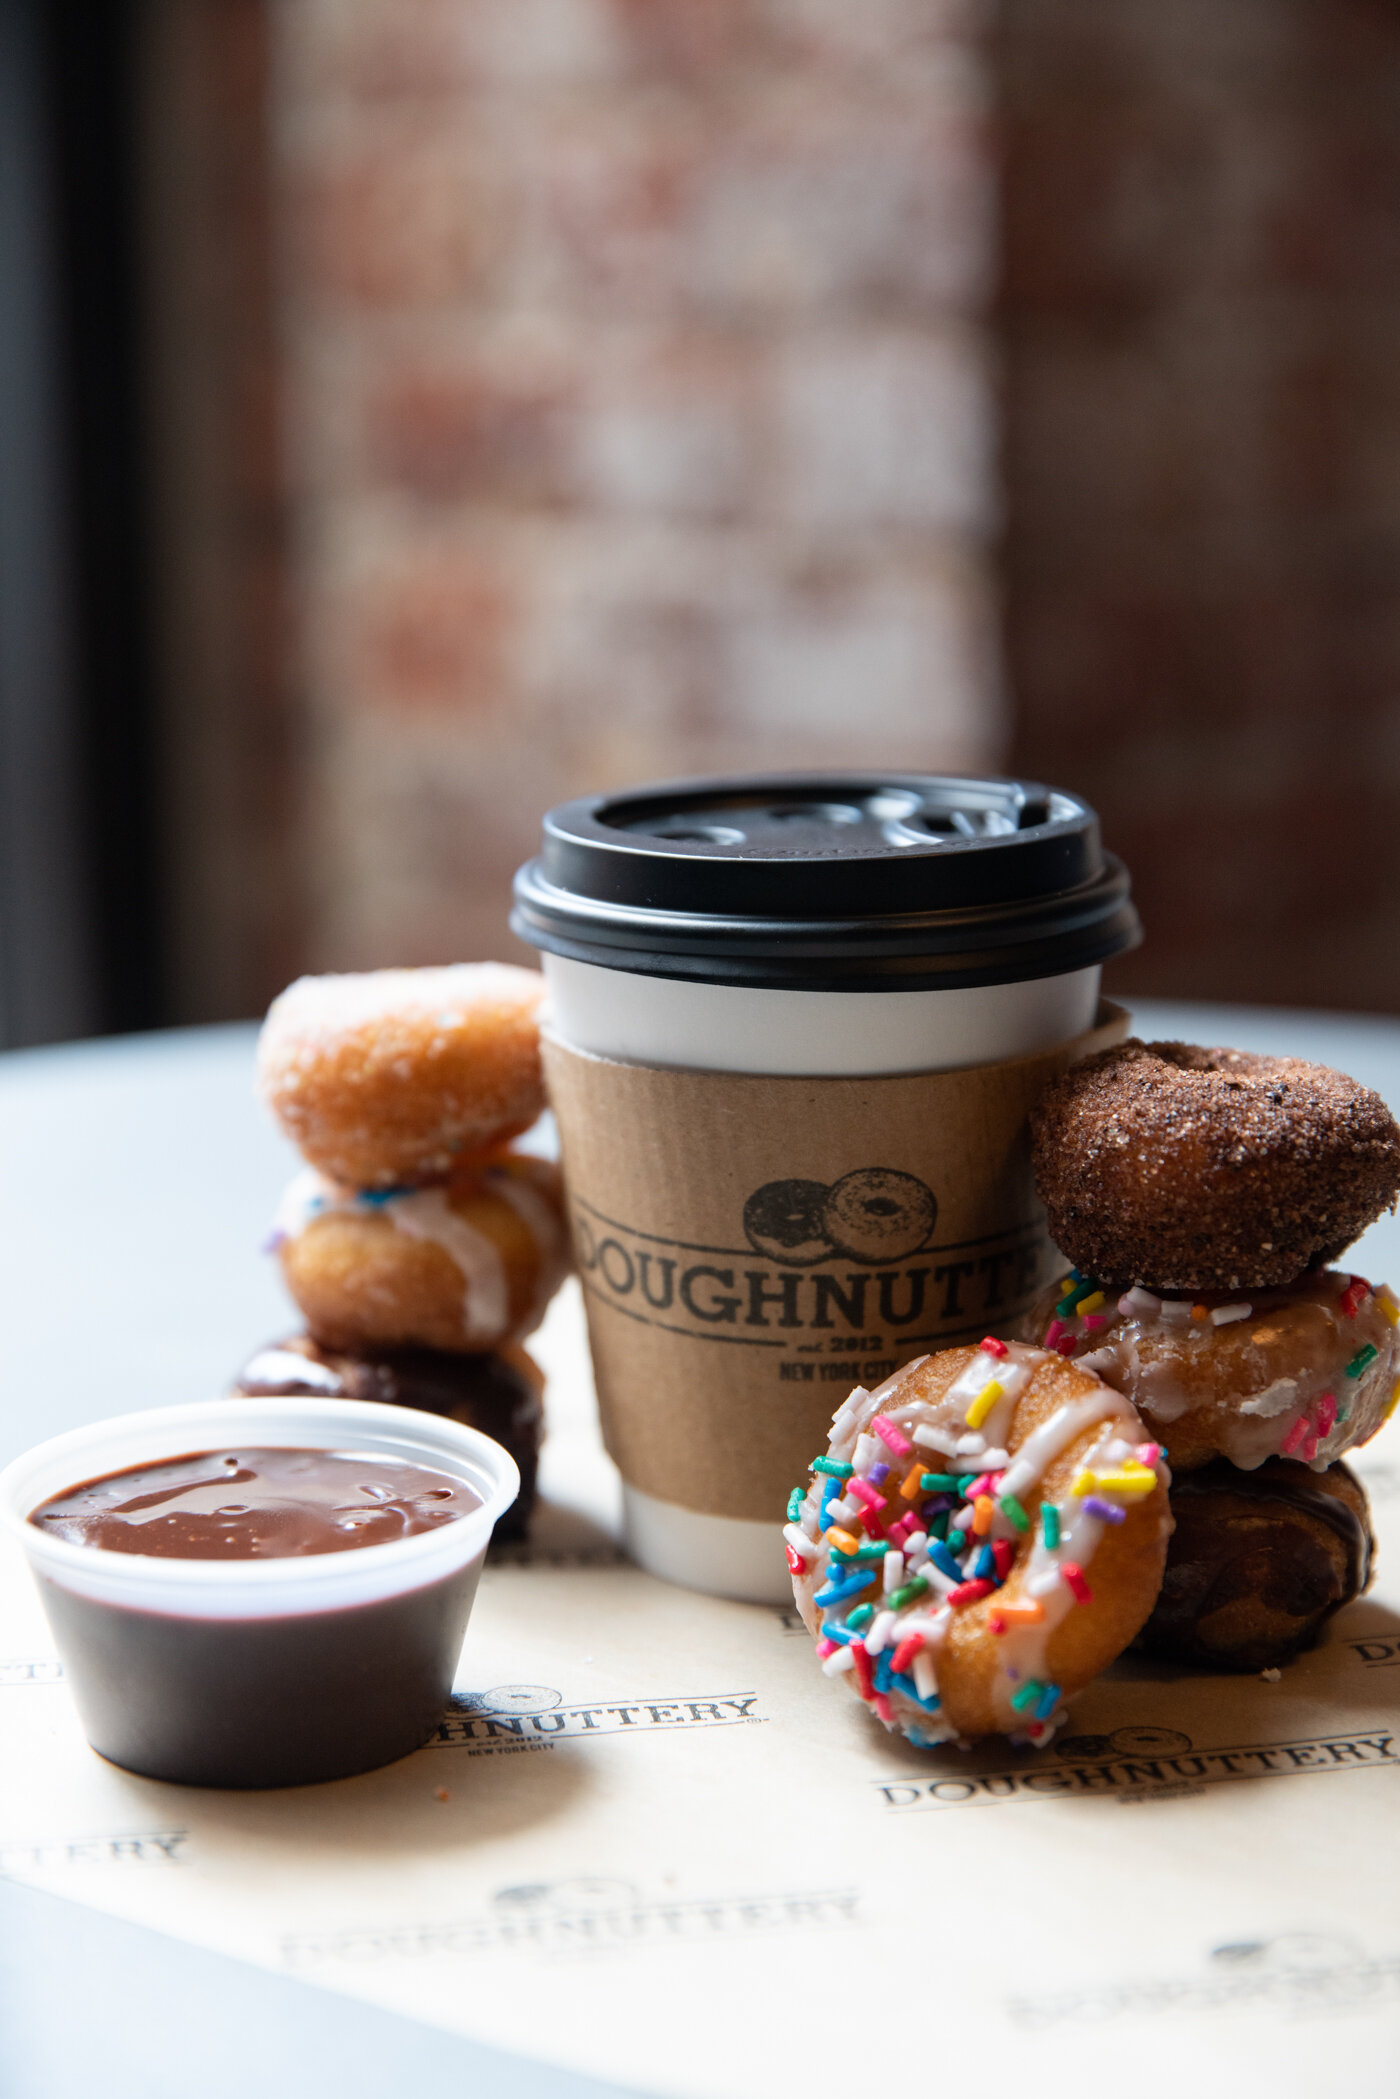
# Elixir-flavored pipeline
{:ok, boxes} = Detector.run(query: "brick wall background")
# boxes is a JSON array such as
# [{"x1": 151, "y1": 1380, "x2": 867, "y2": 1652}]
[
  {"x1": 272, "y1": 0, "x2": 1005, "y2": 973},
  {"x1": 1000, "y1": 0, "x2": 1400, "y2": 1010},
  {"x1": 137, "y1": 0, "x2": 1400, "y2": 1017}
]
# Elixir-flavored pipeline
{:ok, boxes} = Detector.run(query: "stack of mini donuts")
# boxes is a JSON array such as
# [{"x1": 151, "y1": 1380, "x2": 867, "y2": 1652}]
[
  {"x1": 236, "y1": 963, "x2": 570, "y2": 1538},
  {"x1": 787, "y1": 1039, "x2": 1400, "y2": 1752},
  {"x1": 1024, "y1": 1040, "x2": 1400, "y2": 1673}
]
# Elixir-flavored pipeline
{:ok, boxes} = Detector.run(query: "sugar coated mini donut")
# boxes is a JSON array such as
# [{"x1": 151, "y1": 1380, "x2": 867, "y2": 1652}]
[
  {"x1": 1134, "y1": 1456, "x2": 1372, "y2": 1672},
  {"x1": 258, "y1": 963, "x2": 547, "y2": 1189},
  {"x1": 1022, "y1": 1266, "x2": 1400, "y2": 1471},
  {"x1": 232, "y1": 1334, "x2": 544, "y2": 1538},
  {"x1": 787, "y1": 1341, "x2": 1172, "y2": 1747},
  {"x1": 1031, "y1": 1040, "x2": 1400, "y2": 1292},
  {"x1": 269, "y1": 1152, "x2": 568, "y2": 1353}
]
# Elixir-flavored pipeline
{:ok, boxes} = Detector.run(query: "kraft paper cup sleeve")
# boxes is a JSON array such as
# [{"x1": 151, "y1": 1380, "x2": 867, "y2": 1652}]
[{"x1": 542, "y1": 1001, "x2": 1130, "y2": 1523}]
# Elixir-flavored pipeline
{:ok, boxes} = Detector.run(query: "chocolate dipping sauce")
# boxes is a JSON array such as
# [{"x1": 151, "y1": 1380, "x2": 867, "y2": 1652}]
[
  {"x1": 28, "y1": 1445, "x2": 492, "y2": 1788},
  {"x1": 231, "y1": 1337, "x2": 542, "y2": 1539},
  {"x1": 31, "y1": 1446, "x2": 479, "y2": 1560}
]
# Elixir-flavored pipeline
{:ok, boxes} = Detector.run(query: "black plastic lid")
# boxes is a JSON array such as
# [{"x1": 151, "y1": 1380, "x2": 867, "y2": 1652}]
[{"x1": 511, "y1": 771, "x2": 1140, "y2": 992}]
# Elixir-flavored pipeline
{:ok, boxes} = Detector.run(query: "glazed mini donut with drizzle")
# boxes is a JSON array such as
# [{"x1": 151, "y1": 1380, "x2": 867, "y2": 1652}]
[
  {"x1": 788, "y1": 1340, "x2": 1172, "y2": 1747},
  {"x1": 269, "y1": 1154, "x2": 568, "y2": 1354},
  {"x1": 1022, "y1": 1265, "x2": 1400, "y2": 1472}
]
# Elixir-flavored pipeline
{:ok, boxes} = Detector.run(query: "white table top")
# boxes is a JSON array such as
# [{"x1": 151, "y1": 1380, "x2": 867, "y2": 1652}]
[{"x1": 3, "y1": 998, "x2": 1399, "y2": 2099}]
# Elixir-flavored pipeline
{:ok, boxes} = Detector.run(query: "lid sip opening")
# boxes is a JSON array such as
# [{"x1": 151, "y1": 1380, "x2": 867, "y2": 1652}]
[{"x1": 513, "y1": 772, "x2": 1139, "y2": 992}]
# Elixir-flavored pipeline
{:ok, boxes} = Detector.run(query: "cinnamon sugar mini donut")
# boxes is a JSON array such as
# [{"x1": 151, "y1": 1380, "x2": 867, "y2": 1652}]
[
  {"x1": 1135, "y1": 1457, "x2": 1373, "y2": 1672},
  {"x1": 258, "y1": 964, "x2": 546, "y2": 1189},
  {"x1": 1031, "y1": 1041, "x2": 1400, "y2": 1292},
  {"x1": 269, "y1": 1151, "x2": 568, "y2": 1354},
  {"x1": 1021, "y1": 1267, "x2": 1400, "y2": 1471},
  {"x1": 786, "y1": 1342, "x2": 1171, "y2": 1747}
]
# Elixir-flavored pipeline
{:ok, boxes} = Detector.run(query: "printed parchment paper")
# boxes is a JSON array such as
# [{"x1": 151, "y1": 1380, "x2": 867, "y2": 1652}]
[{"x1": 1, "y1": 1280, "x2": 1398, "y2": 2099}]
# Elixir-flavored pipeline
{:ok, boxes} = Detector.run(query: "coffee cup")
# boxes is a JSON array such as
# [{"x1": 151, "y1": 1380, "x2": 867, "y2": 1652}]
[{"x1": 513, "y1": 772, "x2": 1137, "y2": 1603}]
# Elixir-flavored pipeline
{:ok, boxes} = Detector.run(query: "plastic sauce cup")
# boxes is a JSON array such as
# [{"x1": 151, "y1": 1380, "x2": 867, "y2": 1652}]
[{"x1": 0, "y1": 1396, "x2": 519, "y2": 1787}]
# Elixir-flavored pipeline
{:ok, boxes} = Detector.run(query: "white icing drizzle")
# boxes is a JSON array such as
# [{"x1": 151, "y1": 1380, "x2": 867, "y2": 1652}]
[
  {"x1": 828, "y1": 1387, "x2": 875, "y2": 1462},
  {"x1": 271, "y1": 1167, "x2": 334, "y2": 1240},
  {"x1": 269, "y1": 1168, "x2": 509, "y2": 1343},
  {"x1": 887, "y1": 1349, "x2": 1033, "y2": 1458},
  {"x1": 868, "y1": 1359, "x2": 928, "y2": 1406},
  {"x1": 239, "y1": 1346, "x2": 342, "y2": 1395},
  {"x1": 381, "y1": 1188, "x2": 509, "y2": 1342},
  {"x1": 1237, "y1": 1377, "x2": 1299, "y2": 1420},
  {"x1": 484, "y1": 1162, "x2": 568, "y2": 1332},
  {"x1": 1034, "y1": 1267, "x2": 1399, "y2": 1470},
  {"x1": 999, "y1": 1391, "x2": 1133, "y2": 1504},
  {"x1": 991, "y1": 1422, "x2": 1124, "y2": 1728}
]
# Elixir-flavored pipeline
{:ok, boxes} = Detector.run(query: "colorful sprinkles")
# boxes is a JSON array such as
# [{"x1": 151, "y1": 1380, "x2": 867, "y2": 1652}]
[
  {"x1": 787, "y1": 1341, "x2": 1163, "y2": 1748},
  {"x1": 1043, "y1": 1267, "x2": 1397, "y2": 1468}
]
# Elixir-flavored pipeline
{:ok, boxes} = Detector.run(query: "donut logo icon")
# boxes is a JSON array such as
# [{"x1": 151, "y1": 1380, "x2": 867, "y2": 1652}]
[
  {"x1": 493, "y1": 1877, "x2": 636, "y2": 1911},
  {"x1": 1106, "y1": 1724, "x2": 1193, "y2": 1758},
  {"x1": 825, "y1": 1169, "x2": 937, "y2": 1262},
  {"x1": 449, "y1": 1684, "x2": 562, "y2": 1717},
  {"x1": 742, "y1": 1180, "x2": 834, "y2": 1265},
  {"x1": 743, "y1": 1167, "x2": 937, "y2": 1266},
  {"x1": 1211, "y1": 1932, "x2": 1360, "y2": 1973},
  {"x1": 1055, "y1": 1725, "x2": 1194, "y2": 1761}
]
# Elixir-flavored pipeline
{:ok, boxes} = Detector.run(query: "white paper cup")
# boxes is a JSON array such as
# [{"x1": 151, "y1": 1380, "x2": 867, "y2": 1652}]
[
  {"x1": 0, "y1": 1396, "x2": 519, "y2": 1786},
  {"x1": 515, "y1": 773, "x2": 1138, "y2": 1604},
  {"x1": 543, "y1": 956, "x2": 1102, "y2": 1077},
  {"x1": 544, "y1": 958, "x2": 1101, "y2": 1602}
]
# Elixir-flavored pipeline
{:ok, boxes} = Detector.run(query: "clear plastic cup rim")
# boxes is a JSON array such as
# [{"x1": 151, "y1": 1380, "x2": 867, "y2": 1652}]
[{"x1": 0, "y1": 1396, "x2": 520, "y2": 1618}]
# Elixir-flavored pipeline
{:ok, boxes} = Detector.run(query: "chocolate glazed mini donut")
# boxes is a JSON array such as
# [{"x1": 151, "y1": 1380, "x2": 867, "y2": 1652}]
[
  {"x1": 1030, "y1": 1041, "x2": 1400, "y2": 1292},
  {"x1": 1135, "y1": 1458, "x2": 1374, "y2": 1672},
  {"x1": 787, "y1": 1342, "x2": 1172, "y2": 1747},
  {"x1": 270, "y1": 1152, "x2": 569, "y2": 1354},
  {"x1": 1021, "y1": 1268, "x2": 1400, "y2": 1471},
  {"x1": 258, "y1": 963, "x2": 547, "y2": 1190}
]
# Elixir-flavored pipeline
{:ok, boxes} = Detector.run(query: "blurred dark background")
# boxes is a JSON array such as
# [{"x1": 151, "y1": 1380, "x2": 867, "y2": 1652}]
[
  {"x1": 3, "y1": 0, "x2": 1399, "y2": 1046},
  {"x1": 1, "y1": 0, "x2": 160, "y2": 1042}
]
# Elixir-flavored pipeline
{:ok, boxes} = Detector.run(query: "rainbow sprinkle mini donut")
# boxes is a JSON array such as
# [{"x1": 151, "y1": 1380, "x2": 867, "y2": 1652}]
[
  {"x1": 787, "y1": 1341, "x2": 1171, "y2": 1747},
  {"x1": 269, "y1": 1152, "x2": 568, "y2": 1353},
  {"x1": 1022, "y1": 1266, "x2": 1400, "y2": 1471},
  {"x1": 258, "y1": 963, "x2": 547, "y2": 1190}
]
